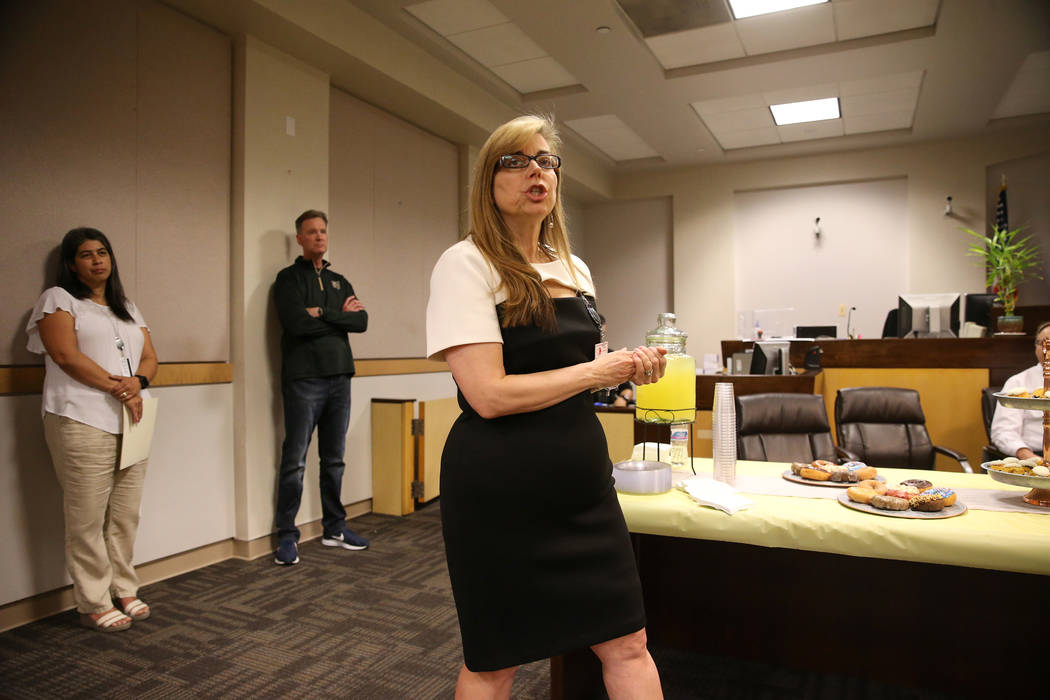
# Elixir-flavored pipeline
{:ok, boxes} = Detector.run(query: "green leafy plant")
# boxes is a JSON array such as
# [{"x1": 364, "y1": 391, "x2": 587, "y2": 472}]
[{"x1": 962, "y1": 225, "x2": 1043, "y2": 317}]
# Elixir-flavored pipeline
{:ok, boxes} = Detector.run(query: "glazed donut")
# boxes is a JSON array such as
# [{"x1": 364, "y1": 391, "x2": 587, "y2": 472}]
[
  {"x1": 847, "y1": 485, "x2": 875, "y2": 504},
  {"x1": 871, "y1": 493, "x2": 910, "y2": 511},
  {"x1": 800, "y1": 466, "x2": 832, "y2": 481},
  {"x1": 910, "y1": 492, "x2": 945, "y2": 512},
  {"x1": 857, "y1": 478, "x2": 886, "y2": 494},
  {"x1": 812, "y1": 460, "x2": 836, "y2": 469},
  {"x1": 923, "y1": 486, "x2": 956, "y2": 506}
]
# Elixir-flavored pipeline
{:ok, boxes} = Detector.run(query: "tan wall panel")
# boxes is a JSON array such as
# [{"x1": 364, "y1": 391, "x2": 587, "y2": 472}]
[
  {"x1": 596, "y1": 411, "x2": 636, "y2": 464},
  {"x1": 135, "y1": 1, "x2": 231, "y2": 362},
  {"x1": 1, "y1": 0, "x2": 138, "y2": 365},
  {"x1": 820, "y1": 368, "x2": 989, "y2": 472},
  {"x1": 329, "y1": 87, "x2": 459, "y2": 359}
]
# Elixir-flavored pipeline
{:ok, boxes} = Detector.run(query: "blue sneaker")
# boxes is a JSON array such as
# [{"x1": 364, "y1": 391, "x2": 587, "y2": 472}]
[
  {"x1": 321, "y1": 528, "x2": 369, "y2": 551},
  {"x1": 274, "y1": 539, "x2": 299, "y2": 565}
]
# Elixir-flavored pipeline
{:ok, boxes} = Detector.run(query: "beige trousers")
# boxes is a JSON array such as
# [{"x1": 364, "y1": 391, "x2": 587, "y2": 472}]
[{"x1": 43, "y1": 413, "x2": 148, "y2": 614}]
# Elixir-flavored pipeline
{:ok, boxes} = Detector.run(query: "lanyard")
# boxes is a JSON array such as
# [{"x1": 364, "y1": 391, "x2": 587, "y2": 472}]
[
  {"x1": 578, "y1": 291, "x2": 606, "y2": 344},
  {"x1": 107, "y1": 315, "x2": 133, "y2": 377}
]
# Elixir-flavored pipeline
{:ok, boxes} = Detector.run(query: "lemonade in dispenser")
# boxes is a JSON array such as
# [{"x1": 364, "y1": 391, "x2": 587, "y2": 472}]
[{"x1": 635, "y1": 313, "x2": 696, "y2": 423}]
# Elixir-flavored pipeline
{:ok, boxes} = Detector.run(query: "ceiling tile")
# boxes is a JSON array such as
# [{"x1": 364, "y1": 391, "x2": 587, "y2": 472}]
[
  {"x1": 777, "y1": 118, "x2": 844, "y2": 141},
  {"x1": 763, "y1": 83, "x2": 838, "y2": 105},
  {"x1": 843, "y1": 110, "x2": 913, "y2": 134},
  {"x1": 616, "y1": 0, "x2": 733, "y2": 38},
  {"x1": 490, "y1": 56, "x2": 578, "y2": 94},
  {"x1": 701, "y1": 106, "x2": 776, "y2": 132},
  {"x1": 405, "y1": 0, "x2": 508, "y2": 37},
  {"x1": 841, "y1": 87, "x2": 919, "y2": 116},
  {"x1": 714, "y1": 127, "x2": 781, "y2": 149},
  {"x1": 446, "y1": 22, "x2": 546, "y2": 67},
  {"x1": 565, "y1": 115, "x2": 660, "y2": 161},
  {"x1": 833, "y1": 0, "x2": 939, "y2": 42},
  {"x1": 735, "y1": 3, "x2": 836, "y2": 55},
  {"x1": 646, "y1": 23, "x2": 745, "y2": 69},
  {"x1": 991, "y1": 50, "x2": 1050, "y2": 119},
  {"x1": 691, "y1": 93, "x2": 768, "y2": 117},
  {"x1": 840, "y1": 70, "x2": 924, "y2": 97}
]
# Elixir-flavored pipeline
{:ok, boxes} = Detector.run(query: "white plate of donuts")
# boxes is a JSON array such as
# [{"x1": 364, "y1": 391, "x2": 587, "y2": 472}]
[
  {"x1": 783, "y1": 460, "x2": 884, "y2": 488},
  {"x1": 837, "y1": 480, "x2": 967, "y2": 519}
]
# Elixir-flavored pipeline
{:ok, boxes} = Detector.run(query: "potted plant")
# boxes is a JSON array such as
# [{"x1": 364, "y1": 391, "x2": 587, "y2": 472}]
[{"x1": 962, "y1": 224, "x2": 1043, "y2": 333}]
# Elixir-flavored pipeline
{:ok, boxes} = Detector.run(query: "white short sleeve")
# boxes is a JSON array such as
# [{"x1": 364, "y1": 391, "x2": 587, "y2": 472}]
[
  {"x1": 426, "y1": 239, "x2": 504, "y2": 360},
  {"x1": 26, "y1": 287, "x2": 78, "y2": 354}
]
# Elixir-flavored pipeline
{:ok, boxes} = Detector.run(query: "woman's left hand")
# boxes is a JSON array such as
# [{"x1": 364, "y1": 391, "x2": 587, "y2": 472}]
[
  {"x1": 109, "y1": 375, "x2": 141, "y2": 402},
  {"x1": 631, "y1": 346, "x2": 667, "y2": 385}
]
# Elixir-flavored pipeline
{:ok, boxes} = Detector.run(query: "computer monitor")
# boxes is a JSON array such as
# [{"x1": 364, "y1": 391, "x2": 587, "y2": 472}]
[
  {"x1": 964, "y1": 293, "x2": 996, "y2": 329},
  {"x1": 898, "y1": 293, "x2": 961, "y2": 338},
  {"x1": 795, "y1": 325, "x2": 837, "y2": 339},
  {"x1": 749, "y1": 341, "x2": 790, "y2": 375}
]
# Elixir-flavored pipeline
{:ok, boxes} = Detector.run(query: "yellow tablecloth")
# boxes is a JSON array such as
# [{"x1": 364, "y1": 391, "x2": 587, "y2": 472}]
[{"x1": 617, "y1": 458, "x2": 1050, "y2": 576}]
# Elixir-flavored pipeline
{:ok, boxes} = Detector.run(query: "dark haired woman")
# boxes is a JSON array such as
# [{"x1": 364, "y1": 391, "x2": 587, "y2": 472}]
[
  {"x1": 26, "y1": 228, "x2": 158, "y2": 632},
  {"x1": 426, "y1": 116, "x2": 666, "y2": 698}
]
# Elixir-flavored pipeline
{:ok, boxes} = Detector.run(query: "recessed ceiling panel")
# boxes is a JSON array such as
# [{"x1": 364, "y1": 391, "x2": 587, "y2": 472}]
[
  {"x1": 991, "y1": 50, "x2": 1050, "y2": 119},
  {"x1": 404, "y1": 0, "x2": 508, "y2": 36},
  {"x1": 841, "y1": 87, "x2": 920, "y2": 117},
  {"x1": 701, "y1": 107, "x2": 776, "y2": 132},
  {"x1": 762, "y1": 83, "x2": 837, "y2": 106},
  {"x1": 714, "y1": 127, "x2": 781, "y2": 149},
  {"x1": 834, "y1": 0, "x2": 940, "y2": 42},
  {"x1": 565, "y1": 115, "x2": 660, "y2": 161},
  {"x1": 777, "y1": 118, "x2": 844, "y2": 142},
  {"x1": 735, "y1": 3, "x2": 836, "y2": 54},
  {"x1": 840, "y1": 70, "x2": 923, "y2": 97},
  {"x1": 446, "y1": 23, "x2": 546, "y2": 67},
  {"x1": 646, "y1": 23, "x2": 746, "y2": 69},
  {"x1": 490, "y1": 57, "x2": 578, "y2": 94},
  {"x1": 692, "y1": 93, "x2": 768, "y2": 117},
  {"x1": 843, "y1": 110, "x2": 913, "y2": 134},
  {"x1": 615, "y1": 0, "x2": 732, "y2": 38}
]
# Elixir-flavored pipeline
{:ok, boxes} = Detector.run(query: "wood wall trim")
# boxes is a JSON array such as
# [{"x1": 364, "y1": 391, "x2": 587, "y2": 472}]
[
  {"x1": 0, "y1": 362, "x2": 232, "y2": 396},
  {"x1": 355, "y1": 358, "x2": 449, "y2": 376}
]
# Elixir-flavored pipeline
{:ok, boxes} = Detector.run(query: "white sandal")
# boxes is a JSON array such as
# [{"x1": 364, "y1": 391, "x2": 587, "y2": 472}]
[
  {"x1": 80, "y1": 608, "x2": 132, "y2": 633},
  {"x1": 120, "y1": 598, "x2": 151, "y2": 621}
]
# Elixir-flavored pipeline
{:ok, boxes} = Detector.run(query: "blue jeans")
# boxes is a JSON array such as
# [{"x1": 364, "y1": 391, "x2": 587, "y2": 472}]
[{"x1": 276, "y1": 375, "x2": 351, "y2": 542}]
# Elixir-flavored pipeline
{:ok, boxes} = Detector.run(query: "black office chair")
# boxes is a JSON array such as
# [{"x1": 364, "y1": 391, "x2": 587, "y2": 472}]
[
  {"x1": 736, "y1": 393, "x2": 857, "y2": 464},
  {"x1": 835, "y1": 387, "x2": 972, "y2": 472},
  {"x1": 881, "y1": 308, "x2": 899, "y2": 338},
  {"x1": 981, "y1": 386, "x2": 1007, "y2": 463}
]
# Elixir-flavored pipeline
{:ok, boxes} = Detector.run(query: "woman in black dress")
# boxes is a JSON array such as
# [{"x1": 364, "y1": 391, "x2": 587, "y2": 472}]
[{"x1": 426, "y1": 115, "x2": 666, "y2": 699}]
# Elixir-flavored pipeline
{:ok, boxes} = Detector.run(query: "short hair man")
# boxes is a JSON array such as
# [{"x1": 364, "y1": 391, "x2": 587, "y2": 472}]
[
  {"x1": 991, "y1": 320, "x2": 1050, "y2": 460},
  {"x1": 273, "y1": 209, "x2": 369, "y2": 565}
]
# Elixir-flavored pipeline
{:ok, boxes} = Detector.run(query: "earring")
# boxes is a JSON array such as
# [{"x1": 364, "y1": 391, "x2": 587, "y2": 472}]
[{"x1": 547, "y1": 215, "x2": 554, "y2": 230}]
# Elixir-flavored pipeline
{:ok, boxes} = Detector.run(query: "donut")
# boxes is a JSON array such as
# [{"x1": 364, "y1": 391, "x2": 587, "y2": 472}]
[
  {"x1": 1034, "y1": 466, "x2": 1050, "y2": 477},
  {"x1": 812, "y1": 460, "x2": 836, "y2": 469},
  {"x1": 885, "y1": 487, "x2": 917, "y2": 499},
  {"x1": 828, "y1": 466, "x2": 851, "y2": 482},
  {"x1": 901, "y1": 479, "x2": 933, "y2": 492},
  {"x1": 847, "y1": 485, "x2": 875, "y2": 504},
  {"x1": 841, "y1": 461, "x2": 876, "y2": 481},
  {"x1": 858, "y1": 478, "x2": 887, "y2": 494},
  {"x1": 910, "y1": 492, "x2": 945, "y2": 511},
  {"x1": 923, "y1": 486, "x2": 956, "y2": 506},
  {"x1": 790, "y1": 462, "x2": 806, "y2": 475},
  {"x1": 800, "y1": 466, "x2": 832, "y2": 481},
  {"x1": 871, "y1": 493, "x2": 910, "y2": 511}
]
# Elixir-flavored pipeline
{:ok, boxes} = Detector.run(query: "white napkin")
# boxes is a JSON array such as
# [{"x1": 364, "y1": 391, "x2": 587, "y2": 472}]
[{"x1": 676, "y1": 477, "x2": 754, "y2": 515}]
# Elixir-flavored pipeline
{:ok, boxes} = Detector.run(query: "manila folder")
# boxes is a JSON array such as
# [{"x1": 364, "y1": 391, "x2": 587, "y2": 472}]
[{"x1": 120, "y1": 397, "x2": 159, "y2": 469}]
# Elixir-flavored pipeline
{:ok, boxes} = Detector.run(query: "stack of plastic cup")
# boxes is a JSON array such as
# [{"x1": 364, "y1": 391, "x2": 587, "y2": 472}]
[{"x1": 712, "y1": 382, "x2": 737, "y2": 486}]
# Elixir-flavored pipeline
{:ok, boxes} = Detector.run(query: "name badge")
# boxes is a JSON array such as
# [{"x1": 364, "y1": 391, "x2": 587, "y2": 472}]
[
  {"x1": 331, "y1": 280, "x2": 341, "y2": 290},
  {"x1": 594, "y1": 341, "x2": 608, "y2": 360}
]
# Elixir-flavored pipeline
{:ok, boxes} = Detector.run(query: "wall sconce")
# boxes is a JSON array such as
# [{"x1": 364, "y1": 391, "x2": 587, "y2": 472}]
[
  {"x1": 814, "y1": 217, "x2": 822, "y2": 239},
  {"x1": 944, "y1": 196, "x2": 953, "y2": 216}
]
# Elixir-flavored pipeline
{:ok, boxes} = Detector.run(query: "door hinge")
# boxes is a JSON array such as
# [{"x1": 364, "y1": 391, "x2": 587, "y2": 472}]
[
  {"x1": 411, "y1": 480, "x2": 424, "y2": 499},
  {"x1": 411, "y1": 418, "x2": 424, "y2": 436}
]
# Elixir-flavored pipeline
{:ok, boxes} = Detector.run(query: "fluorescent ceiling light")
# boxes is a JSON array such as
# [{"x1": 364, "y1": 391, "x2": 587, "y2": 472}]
[
  {"x1": 728, "y1": 0, "x2": 828, "y2": 20},
  {"x1": 769, "y1": 97, "x2": 840, "y2": 125}
]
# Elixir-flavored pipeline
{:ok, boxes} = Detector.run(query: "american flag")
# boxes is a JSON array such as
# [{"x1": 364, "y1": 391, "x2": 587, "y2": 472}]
[{"x1": 994, "y1": 174, "x2": 1008, "y2": 231}]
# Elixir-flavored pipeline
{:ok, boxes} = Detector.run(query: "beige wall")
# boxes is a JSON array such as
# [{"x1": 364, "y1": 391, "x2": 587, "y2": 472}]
[
  {"x1": 987, "y1": 150, "x2": 1050, "y2": 307},
  {"x1": 0, "y1": 0, "x2": 230, "y2": 364},
  {"x1": 615, "y1": 128, "x2": 1050, "y2": 359},
  {"x1": 581, "y1": 198, "x2": 674, "y2": 350}
]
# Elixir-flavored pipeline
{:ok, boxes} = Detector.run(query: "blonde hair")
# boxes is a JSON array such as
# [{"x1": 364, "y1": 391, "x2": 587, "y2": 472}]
[{"x1": 468, "y1": 114, "x2": 578, "y2": 330}]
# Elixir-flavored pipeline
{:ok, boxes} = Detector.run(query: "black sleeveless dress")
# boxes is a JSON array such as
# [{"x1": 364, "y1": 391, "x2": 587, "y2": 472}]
[{"x1": 439, "y1": 295, "x2": 646, "y2": 672}]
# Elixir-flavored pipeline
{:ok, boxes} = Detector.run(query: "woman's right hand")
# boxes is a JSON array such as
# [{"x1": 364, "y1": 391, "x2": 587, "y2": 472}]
[{"x1": 125, "y1": 395, "x2": 144, "y2": 424}]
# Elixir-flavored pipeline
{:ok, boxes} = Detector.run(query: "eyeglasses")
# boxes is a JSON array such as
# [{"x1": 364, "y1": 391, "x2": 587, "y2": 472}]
[{"x1": 499, "y1": 153, "x2": 561, "y2": 170}]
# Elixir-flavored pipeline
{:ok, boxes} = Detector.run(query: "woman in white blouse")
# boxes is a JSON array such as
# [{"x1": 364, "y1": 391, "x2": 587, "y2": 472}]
[
  {"x1": 27, "y1": 228, "x2": 158, "y2": 632},
  {"x1": 427, "y1": 116, "x2": 666, "y2": 699}
]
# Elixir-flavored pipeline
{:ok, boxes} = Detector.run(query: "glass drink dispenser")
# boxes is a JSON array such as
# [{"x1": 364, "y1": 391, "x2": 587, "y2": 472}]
[{"x1": 635, "y1": 313, "x2": 696, "y2": 423}]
